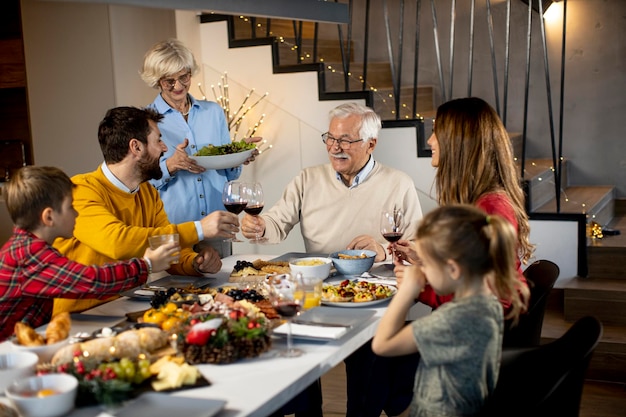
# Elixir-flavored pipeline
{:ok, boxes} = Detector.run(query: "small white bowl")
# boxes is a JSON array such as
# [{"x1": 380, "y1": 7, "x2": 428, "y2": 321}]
[
  {"x1": 0, "y1": 352, "x2": 39, "y2": 392},
  {"x1": 5, "y1": 373, "x2": 78, "y2": 417},
  {"x1": 11, "y1": 333, "x2": 69, "y2": 364},
  {"x1": 289, "y1": 257, "x2": 333, "y2": 279}
]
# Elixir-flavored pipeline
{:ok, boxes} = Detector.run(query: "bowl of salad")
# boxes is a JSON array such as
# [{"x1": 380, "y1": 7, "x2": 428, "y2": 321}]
[{"x1": 190, "y1": 140, "x2": 256, "y2": 170}]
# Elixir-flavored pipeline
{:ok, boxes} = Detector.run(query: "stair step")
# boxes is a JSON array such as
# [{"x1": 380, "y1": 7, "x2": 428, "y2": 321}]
[
  {"x1": 561, "y1": 277, "x2": 626, "y2": 326},
  {"x1": 542, "y1": 308, "x2": 626, "y2": 382},
  {"x1": 520, "y1": 158, "x2": 570, "y2": 211},
  {"x1": 534, "y1": 185, "x2": 615, "y2": 226},
  {"x1": 587, "y1": 211, "x2": 626, "y2": 277},
  {"x1": 276, "y1": 38, "x2": 354, "y2": 65},
  {"x1": 372, "y1": 86, "x2": 436, "y2": 119},
  {"x1": 322, "y1": 62, "x2": 394, "y2": 91}
]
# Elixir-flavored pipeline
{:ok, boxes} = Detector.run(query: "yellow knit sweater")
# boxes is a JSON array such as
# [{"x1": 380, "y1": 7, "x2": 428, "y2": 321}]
[{"x1": 53, "y1": 166, "x2": 200, "y2": 314}]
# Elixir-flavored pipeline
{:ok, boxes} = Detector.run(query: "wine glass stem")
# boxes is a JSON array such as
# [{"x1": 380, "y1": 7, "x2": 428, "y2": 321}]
[{"x1": 286, "y1": 320, "x2": 294, "y2": 353}]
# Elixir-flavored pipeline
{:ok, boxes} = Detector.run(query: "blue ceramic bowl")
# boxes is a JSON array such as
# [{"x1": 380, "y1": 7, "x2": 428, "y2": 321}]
[{"x1": 330, "y1": 250, "x2": 376, "y2": 276}]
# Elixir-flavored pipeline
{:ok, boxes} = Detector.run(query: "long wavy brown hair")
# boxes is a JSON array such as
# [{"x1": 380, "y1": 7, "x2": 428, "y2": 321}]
[{"x1": 433, "y1": 97, "x2": 534, "y2": 264}]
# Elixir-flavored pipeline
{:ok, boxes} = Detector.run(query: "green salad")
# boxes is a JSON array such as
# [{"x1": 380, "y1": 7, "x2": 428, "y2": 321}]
[{"x1": 194, "y1": 140, "x2": 256, "y2": 156}]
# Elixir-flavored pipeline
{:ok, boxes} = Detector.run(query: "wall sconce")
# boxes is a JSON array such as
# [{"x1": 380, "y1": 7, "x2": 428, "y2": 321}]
[{"x1": 520, "y1": 0, "x2": 556, "y2": 14}]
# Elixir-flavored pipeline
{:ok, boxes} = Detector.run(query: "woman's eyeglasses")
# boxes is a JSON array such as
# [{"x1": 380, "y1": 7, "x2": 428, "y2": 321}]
[
  {"x1": 160, "y1": 72, "x2": 192, "y2": 89},
  {"x1": 321, "y1": 132, "x2": 363, "y2": 149}
]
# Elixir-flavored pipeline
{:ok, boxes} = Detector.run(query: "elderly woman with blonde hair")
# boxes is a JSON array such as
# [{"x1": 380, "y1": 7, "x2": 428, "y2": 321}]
[{"x1": 140, "y1": 38, "x2": 260, "y2": 255}]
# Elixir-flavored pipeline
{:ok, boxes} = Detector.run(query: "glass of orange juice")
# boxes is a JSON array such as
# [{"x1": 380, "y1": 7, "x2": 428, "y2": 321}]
[{"x1": 295, "y1": 274, "x2": 323, "y2": 310}]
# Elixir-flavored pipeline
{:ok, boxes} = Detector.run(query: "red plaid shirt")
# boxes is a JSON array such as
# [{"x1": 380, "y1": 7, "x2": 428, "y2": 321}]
[{"x1": 0, "y1": 228, "x2": 149, "y2": 341}]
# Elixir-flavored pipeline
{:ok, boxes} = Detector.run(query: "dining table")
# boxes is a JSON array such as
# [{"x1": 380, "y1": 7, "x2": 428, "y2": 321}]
[{"x1": 0, "y1": 253, "x2": 431, "y2": 417}]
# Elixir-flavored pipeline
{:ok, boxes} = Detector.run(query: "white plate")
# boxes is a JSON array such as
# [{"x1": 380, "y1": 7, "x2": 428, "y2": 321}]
[
  {"x1": 190, "y1": 148, "x2": 254, "y2": 170},
  {"x1": 321, "y1": 284, "x2": 397, "y2": 308},
  {"x1": 114, "y1": 392, "x2": 226, "y2": 417},
  {"x1": 121, "y1": 275, "x2": 214, "y2": 300},
  {"x1": 273, "y1": 307, "x2": 375, "y2": 340},
  {"x1": 273, "y1": 322, "x2": 349, "y2": 340}
]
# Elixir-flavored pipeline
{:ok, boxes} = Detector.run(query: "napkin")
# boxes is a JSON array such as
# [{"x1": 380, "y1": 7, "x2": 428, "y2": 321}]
[{"x1": 273, "y1": 322, "x2": 348, "y2": 340}]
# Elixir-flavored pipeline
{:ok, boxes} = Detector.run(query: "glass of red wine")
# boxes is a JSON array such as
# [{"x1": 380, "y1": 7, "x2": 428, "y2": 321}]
[
  {"x1": 222, "y1": 181, "x2": 247, "y2": 242},
  {"x1": 242, "y1": 182, "x2": 268, "y2": 243},
  {"x1": 266, "y1": 273, "x2": 305, "y2": 357},
  {"x1": 380, "y1": 207, "x2": 405, "y2": 265}
]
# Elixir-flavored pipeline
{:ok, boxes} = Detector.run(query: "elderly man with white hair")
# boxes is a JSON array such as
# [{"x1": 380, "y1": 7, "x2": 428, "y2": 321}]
[
  {"x1": 244, "y1": 102, "x2": 423, "y2": 417},
  {"x1": 242, "y1": 102, "x2": 422, "y2": 263}
]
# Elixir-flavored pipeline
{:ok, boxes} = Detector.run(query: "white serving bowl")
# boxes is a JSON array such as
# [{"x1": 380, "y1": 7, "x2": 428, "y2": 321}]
[
  {"x1": 11, "y1": 333, "x2": 69, "y2": 364},
  {"x1": 0, "y1": 352, "x2": 39, "y2": 392},
  {"x1": 330, "y1": 250, "x2": 377, "y2": 276},
  {"x1": 289, "y1": 257, "x2": 333, "y2": 279},
  {"x1": 190, "y1": 148, "x2": 255, "y2": 170},
  {"x1": 5, "y1": 373, "x2": 78, "y2": 417}
]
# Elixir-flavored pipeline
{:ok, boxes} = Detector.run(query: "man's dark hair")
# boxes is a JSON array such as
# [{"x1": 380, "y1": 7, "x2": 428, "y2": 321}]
[{"x1": 97, "y1": 106, "x2": 163, "y2": 163}]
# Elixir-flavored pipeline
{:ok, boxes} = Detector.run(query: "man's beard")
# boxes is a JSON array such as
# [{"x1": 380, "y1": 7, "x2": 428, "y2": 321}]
[{"x1": 138, "y1": 153, "x2": 163, "y2": 182}]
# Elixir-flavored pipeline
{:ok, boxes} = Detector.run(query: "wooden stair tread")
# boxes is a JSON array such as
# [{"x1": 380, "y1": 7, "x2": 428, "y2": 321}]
[
  {"x1": 519, "y1": 158, "x2": 555, "y2": 179},
  {"x1": 534, "y1": 185, "x2": 614, "y2": 214},
  {"x1": 561, "y1": 277, "x2": 626, "y2": 292},
  {"x1": 542, "y1": 309, "x2": 626, "y2": 347}
]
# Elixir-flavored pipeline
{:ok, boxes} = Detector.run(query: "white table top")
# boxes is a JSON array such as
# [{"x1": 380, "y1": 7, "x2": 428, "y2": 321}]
[{"x1": 1, "y1": 254, "x2": 428, "y2": 417}]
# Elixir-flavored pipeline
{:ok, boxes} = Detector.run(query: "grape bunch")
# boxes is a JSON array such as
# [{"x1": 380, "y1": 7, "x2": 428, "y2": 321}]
[
  {"x1": 223, "y1": 288, "x2": 265, "y2": 302},
  {"x1": 150, "y1": 287, "x2": 178, "y2": 308},
  {"x1": 54, "y1": 357, "x2": 152, "y2": 385},
  {"x1": 233, "y1": 260, "x2": 254, "y2": 272}
]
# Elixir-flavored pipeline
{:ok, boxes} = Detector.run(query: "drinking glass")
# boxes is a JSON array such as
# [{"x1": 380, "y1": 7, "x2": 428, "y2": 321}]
[
  {"x1": 148, "y1": 233, "x2": 180, "y2": 264},
  {"x1": 222, "y1": 181, "x2": 247, "y2": 242},
  {"x1": 266, "y1": 274, "x2": 305, "y2": 357},
  {"x1": 242, "y1": 182, "x2": 268, "y2": 243},
  {"x1": 380, "y1": 208, "x2": 405, "y2": 265}
]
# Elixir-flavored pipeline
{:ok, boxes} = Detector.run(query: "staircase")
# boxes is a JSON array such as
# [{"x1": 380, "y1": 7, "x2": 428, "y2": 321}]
[
  {"x1": 200, "y1": 13, "x2": 626, "y2": 385},
  {"x1": 522, "y1": 156, "x2": 626, "y2": 383}
]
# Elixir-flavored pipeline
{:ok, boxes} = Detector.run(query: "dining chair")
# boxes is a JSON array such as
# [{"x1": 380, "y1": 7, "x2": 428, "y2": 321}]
[
  {"x1": 480, "y1": 315, "x2": 603, "y2": 417},
  {"x1": 503, "y1": 259, "x2": 560, "y2": 348}
]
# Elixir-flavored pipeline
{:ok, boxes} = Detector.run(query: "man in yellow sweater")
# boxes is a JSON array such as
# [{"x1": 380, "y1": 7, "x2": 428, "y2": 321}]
[{"x1": 53, "y1": 106, "x2": 241, "y2": 315}]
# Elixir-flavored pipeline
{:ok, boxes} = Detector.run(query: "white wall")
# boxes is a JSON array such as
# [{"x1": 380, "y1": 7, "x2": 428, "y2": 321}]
[{"x1": 21, "y1": 0, "x2": 115, "y2": 176}]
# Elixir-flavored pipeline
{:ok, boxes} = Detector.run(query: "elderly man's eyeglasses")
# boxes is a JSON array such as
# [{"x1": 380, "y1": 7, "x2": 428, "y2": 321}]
[
  {"x1": 160, "y1": 72, "x2": 192, "y2": 89},
  {"x1": 321, "y1": 132, "x2": 363, "y2": 149}
]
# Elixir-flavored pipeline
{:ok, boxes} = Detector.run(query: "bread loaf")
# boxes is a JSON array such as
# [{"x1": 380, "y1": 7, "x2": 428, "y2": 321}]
[{"x1": 51, "y1": 327, "x2": 168, "y2": 365}]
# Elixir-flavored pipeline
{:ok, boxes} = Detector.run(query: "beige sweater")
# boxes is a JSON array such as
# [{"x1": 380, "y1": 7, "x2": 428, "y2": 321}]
[{"x1": 262, "y1": 162, "x2": 422, "y2": 254}]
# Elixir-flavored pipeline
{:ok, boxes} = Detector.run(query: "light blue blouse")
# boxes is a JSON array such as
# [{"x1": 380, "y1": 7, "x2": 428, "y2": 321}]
[{"x1": 148, "y1": 94, "x2": 241, "y2": 226}]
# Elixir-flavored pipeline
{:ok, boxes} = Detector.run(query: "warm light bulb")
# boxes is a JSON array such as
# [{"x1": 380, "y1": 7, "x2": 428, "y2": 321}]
[{"x1": 543, "y1": 1, "x2": 562, "y2": 23}]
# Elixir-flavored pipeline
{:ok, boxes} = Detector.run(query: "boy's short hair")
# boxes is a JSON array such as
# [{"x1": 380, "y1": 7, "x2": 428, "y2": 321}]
[{"x1": 5, "y1": 166, "x2": 75, "y2": 232}]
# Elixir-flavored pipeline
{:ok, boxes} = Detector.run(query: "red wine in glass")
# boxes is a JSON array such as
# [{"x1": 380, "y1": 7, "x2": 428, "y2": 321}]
[
  {"x1": 222, "y1": 181, "x2": 246, "y2": 242},
  {"x1": 243, "y1": 182, "x2": 268, "y2": 243},
  {"x1": 383, "y1": 232, "x2": 403, "y2": 243},
  {"x1": 243, "y1": 205, "x2": 264, "y2": 216},
  {"x1": 267, "y1": 274, "x2": 305, "y2": 357},
  {"x1": 381, "y1": 208, "x2": 406, "y2": 265},
  {"x1": 274, "y1": 301, "x2": 301, "y2": 317},
  {"x1": 224, "y1": 202, "x2": 247, "y2": 214}
]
